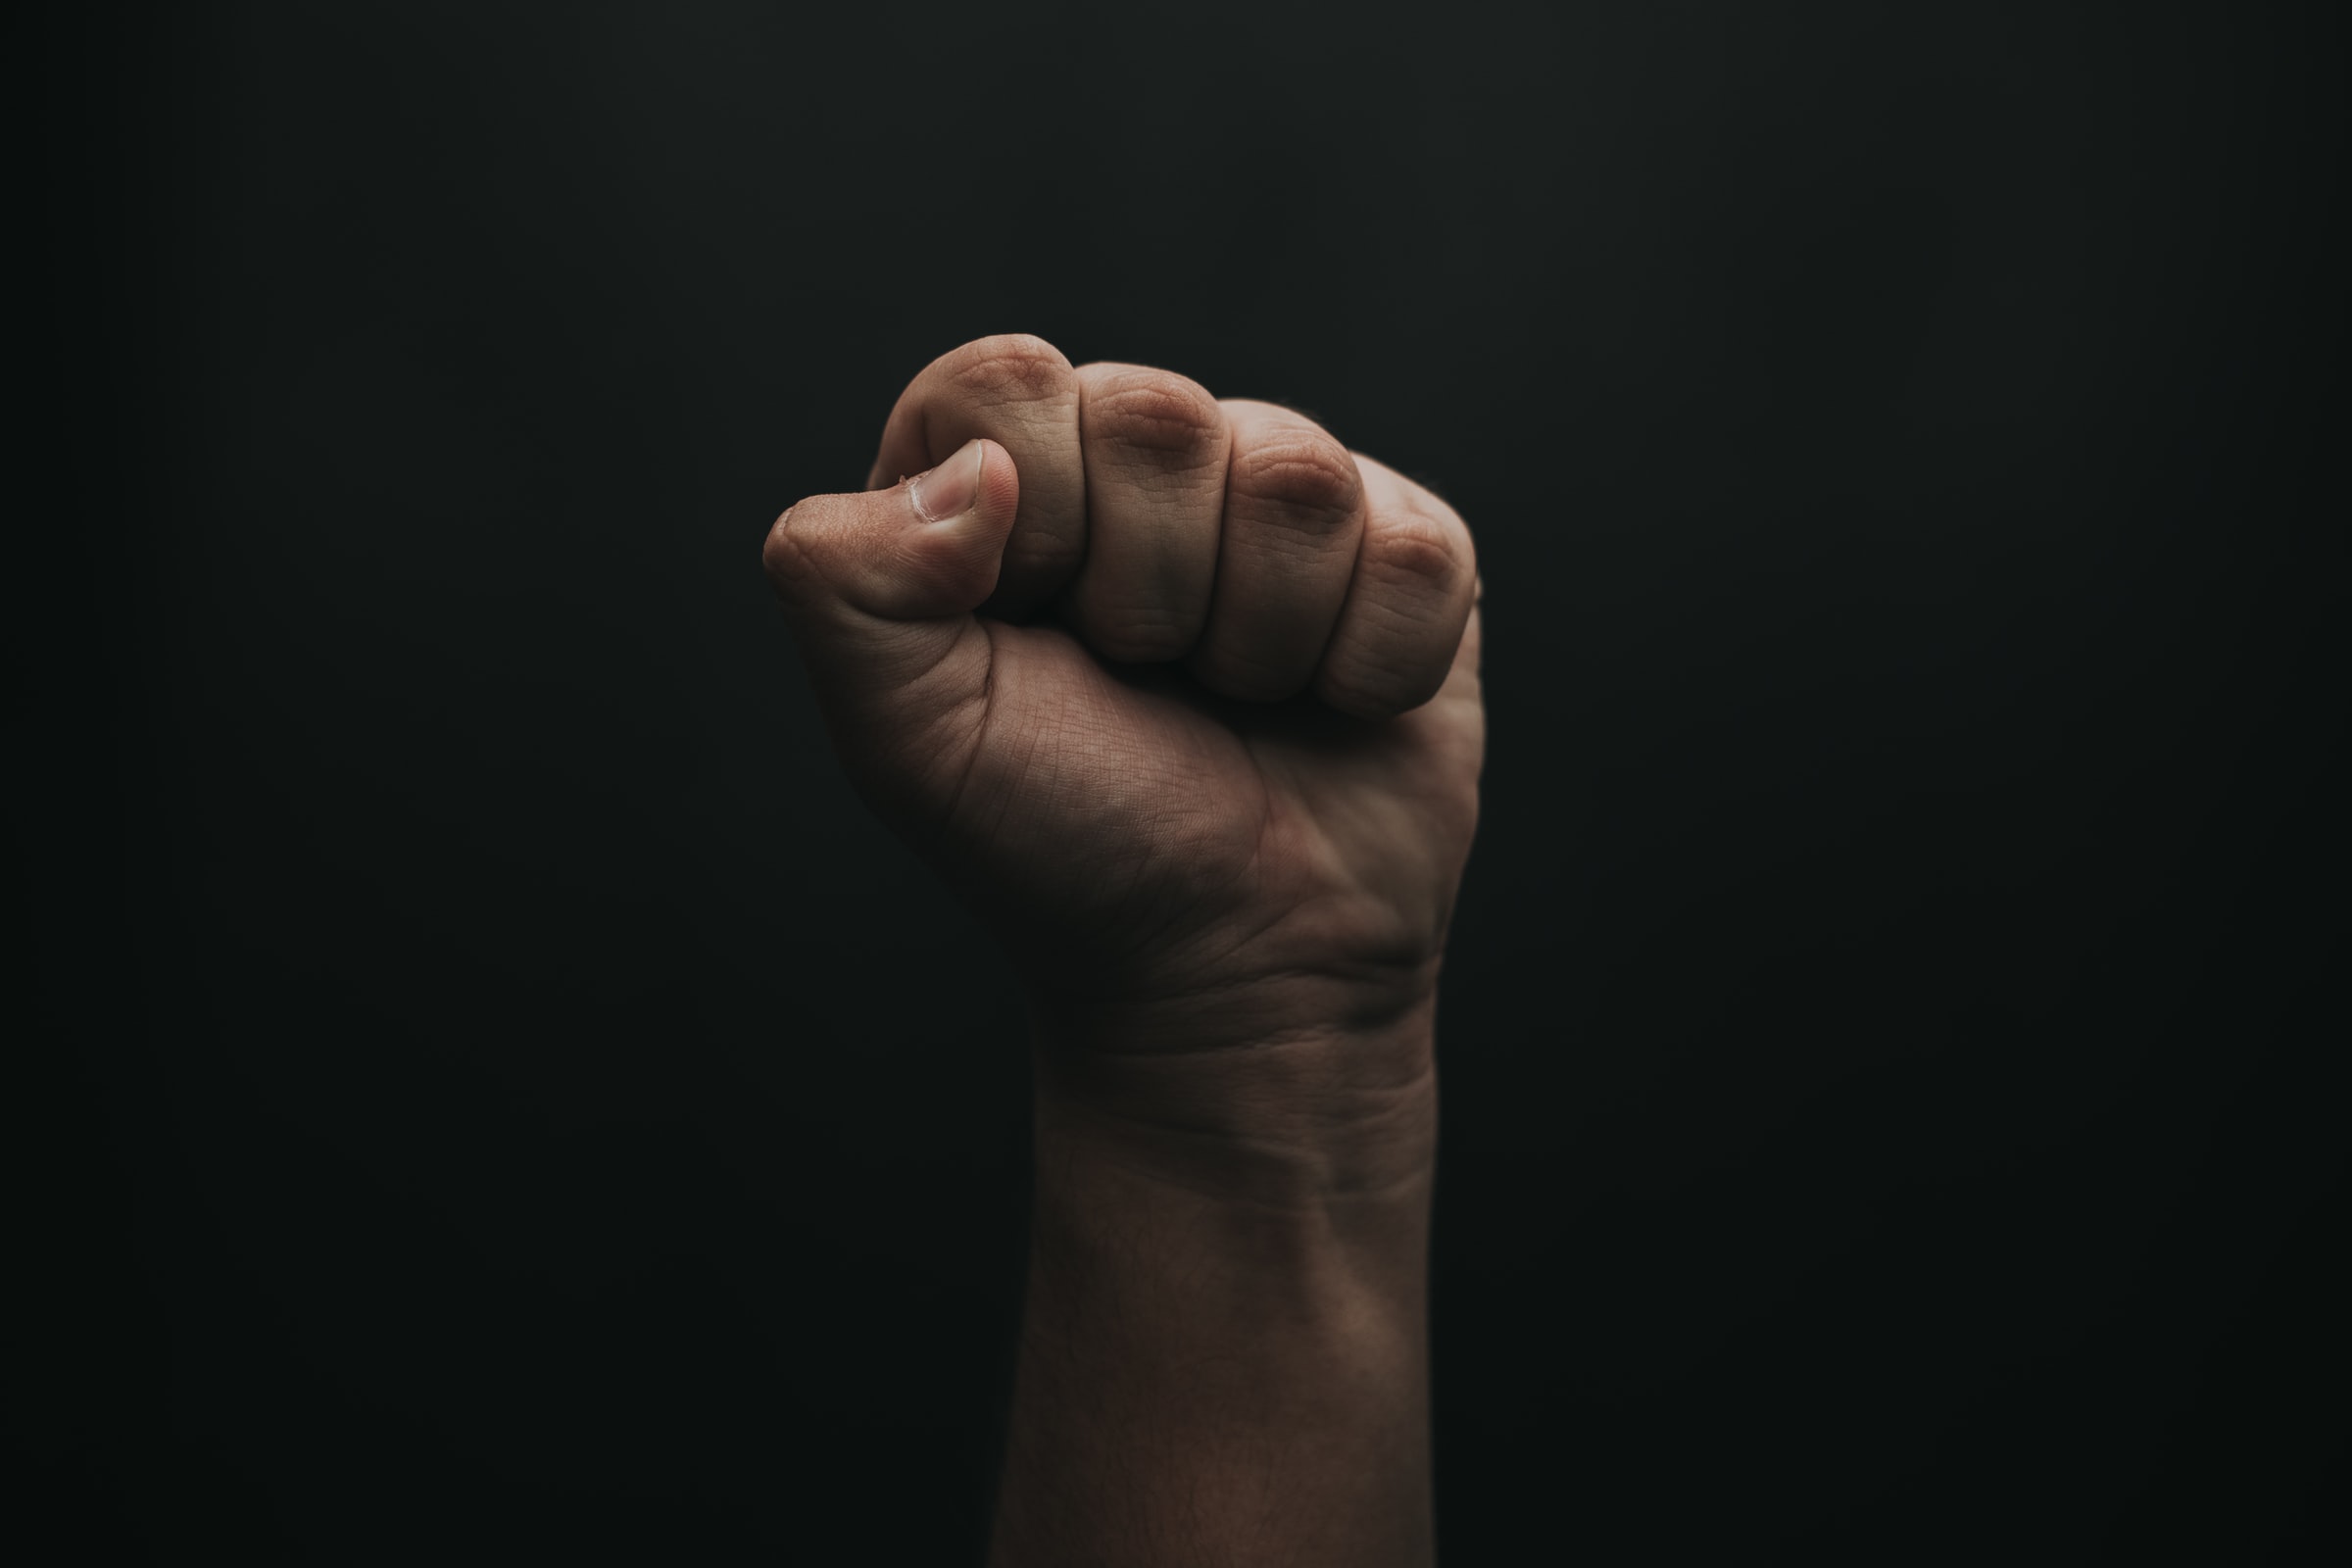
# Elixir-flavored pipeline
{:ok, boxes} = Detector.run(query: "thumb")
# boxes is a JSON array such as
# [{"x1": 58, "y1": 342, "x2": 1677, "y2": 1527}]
[{"x1": 761, "y1": 436, "x2": 1020, "y2": 756}]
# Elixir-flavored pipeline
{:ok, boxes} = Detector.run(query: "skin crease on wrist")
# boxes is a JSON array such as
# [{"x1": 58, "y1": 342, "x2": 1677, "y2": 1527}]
[{"x1": 764, "y1": 334, "x2": 1477, "y2": 1564}]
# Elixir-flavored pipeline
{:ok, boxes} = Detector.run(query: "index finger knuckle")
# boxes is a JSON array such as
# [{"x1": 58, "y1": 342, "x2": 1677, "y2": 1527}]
[
  {"x1": 1084, "y1": 367, "x2": 1228, "y2": 466},
  {"x1": 938, "y1": 333, "x2": 1077, "y2": 407}
]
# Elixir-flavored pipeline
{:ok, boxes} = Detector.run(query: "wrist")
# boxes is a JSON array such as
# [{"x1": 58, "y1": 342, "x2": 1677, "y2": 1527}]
[
  {"x1": 1024, "y1": 1042, "x2": 1437, "y2": 1349},
  {"x1": 1023, "y1": 952, "x2": 1445, "y2": 1056},
  {"x1": 1002, "y1": 1022, "x2": 1439, "y2": 1567},
  {"x1": 1026, "y1": 993, "x2": 1441, "y2": 1213}
]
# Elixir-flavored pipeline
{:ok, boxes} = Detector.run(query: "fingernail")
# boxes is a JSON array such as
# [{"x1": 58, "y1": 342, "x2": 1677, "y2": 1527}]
[{"x1": 907, "y1": 439, "x2": 984, "y2": 523}]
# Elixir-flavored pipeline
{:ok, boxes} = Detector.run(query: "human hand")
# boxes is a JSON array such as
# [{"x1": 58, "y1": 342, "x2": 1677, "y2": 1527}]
[
  {"x1": 762, "y1": 334, "x2": 1481, "y2": 1195},
  {"x1": 765, "y1": 335, "x2": 1473, "y2": 1560}
]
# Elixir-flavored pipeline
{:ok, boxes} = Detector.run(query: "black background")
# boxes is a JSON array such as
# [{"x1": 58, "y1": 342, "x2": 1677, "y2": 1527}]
[{"x1": 32, "y1": 1, "x2": 2345, "y2": 1561}]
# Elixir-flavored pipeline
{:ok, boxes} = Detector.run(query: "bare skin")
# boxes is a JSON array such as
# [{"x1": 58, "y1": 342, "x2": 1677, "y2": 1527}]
[{"x1": 763, "y1": 334, "x2": 1482, "y2": 1564}]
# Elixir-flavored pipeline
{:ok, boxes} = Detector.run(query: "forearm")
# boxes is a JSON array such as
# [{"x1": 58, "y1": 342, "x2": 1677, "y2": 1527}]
[{"x1": 987, "y1": 1023, "x2": 1440, "y2": 1567}]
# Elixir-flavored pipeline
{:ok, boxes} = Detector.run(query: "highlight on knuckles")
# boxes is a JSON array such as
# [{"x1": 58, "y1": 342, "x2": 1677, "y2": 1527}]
[{"x1": 880, "y1": 339, "x2": 1470, "y2": 718}]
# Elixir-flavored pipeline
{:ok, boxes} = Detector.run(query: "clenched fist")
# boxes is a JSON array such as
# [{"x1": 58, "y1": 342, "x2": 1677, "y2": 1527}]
[{"x1": 763, "y1": 334, "x2": 1480, "y2": 1194}]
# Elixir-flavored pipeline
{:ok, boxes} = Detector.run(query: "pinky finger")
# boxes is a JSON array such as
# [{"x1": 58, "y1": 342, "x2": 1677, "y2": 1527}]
[{"x1": 1312, "y1": 457, "x2": 1478, "y2": 719}]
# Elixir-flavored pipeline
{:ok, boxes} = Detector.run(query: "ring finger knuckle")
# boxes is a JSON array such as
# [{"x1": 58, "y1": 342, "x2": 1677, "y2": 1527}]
[{"x1": 1229, "y1": 427, "x2": 1363, "y2": 539}]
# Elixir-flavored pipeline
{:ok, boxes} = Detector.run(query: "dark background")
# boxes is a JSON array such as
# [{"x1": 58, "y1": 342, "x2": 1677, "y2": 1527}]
[{"x1": 31, "y1": 1, "x2": 2344, "y2": 1561}]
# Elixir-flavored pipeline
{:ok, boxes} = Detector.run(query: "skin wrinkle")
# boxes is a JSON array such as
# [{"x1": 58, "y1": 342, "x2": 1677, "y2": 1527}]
[
  {"x1": 925, "y1": 632, "x2": 1001, "y2": 849},
  {"x1": 1085, "y1": 373, "x2": 1225, "y2": 455},
  {"x1": 1230, "y1": 457, "x2": 1362, "y2": 532},
  {"x1": 1054, "y1": 1103, "x2": 1441, "y2": 1214},
  {"x1": 1070, "y1": 366, "x2": 1228, "y2": 664}
]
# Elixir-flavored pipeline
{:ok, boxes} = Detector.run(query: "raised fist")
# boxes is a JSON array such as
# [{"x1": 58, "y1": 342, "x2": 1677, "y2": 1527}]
[{"x1": 762, "y1": 334, "x2": 1481, "y2": 1169}]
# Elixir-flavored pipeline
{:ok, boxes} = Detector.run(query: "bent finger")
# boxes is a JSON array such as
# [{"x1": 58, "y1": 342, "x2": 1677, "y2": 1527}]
[{"x1": 865, "y1": 333, "x2": 1084, "y2": 618}]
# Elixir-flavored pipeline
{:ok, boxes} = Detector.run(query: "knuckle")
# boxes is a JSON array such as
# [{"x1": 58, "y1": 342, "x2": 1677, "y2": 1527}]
[
  {"x1": 1363, "y1": 504, "x2": 1469, "y2": 593},
  {"x1": 1084, "y1": 368, "x2": 1227, "y2": 460},
  {"x1": 942, "y1": 332, "x2": 1076, "y2": 404},
  {"x1": 1229, "y1": 428, "x2": 1362, "y2": 533}
]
